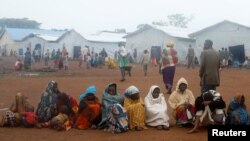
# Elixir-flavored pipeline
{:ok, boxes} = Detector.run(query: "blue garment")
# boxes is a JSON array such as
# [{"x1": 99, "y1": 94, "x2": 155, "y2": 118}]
[
  {"x1": 79, "y1": 85, "x2": 96, "y2": 101},
  {"x1": 107, "y1": 103, "x2": 128, "y2": 133},
  {"x1": 98, "y1": 83, "x2": 124, "y2": 128},
  {"x1": 226, "y1": 98, "x2": 250, "y2": 125}
]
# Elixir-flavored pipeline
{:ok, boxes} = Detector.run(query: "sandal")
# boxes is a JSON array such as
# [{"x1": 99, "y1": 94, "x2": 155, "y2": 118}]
[
  {"x1": 162, "y1": 125, "x2": 169, "y2": 130},
  {"x1": 156, "y1": 125, "x2": 163, "y2": 130}
]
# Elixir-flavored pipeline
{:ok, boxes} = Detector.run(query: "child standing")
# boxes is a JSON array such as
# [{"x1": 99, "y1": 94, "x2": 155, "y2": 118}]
[{"x1": 141, "y1": 50, "x2": 150, "y2": 76}]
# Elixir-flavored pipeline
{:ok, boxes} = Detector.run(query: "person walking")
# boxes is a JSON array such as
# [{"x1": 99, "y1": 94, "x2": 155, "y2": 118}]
[
  {"x1": 161, "y1": 41, "x2": 178, "y2": 94},
  {"x1": 199, "y1": 39, "x2": 221, "y2": 93},
  {"x1": 186, "y1": 44, "x2": 195, "y2": 69}
]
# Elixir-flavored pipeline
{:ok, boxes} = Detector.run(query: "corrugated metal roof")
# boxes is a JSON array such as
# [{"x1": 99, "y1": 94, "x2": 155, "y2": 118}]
[
  {"x1": 82, "y1": 31, "x2": 126, "y2": 43},
  {"x1": 151, "y1": 24, "x2": 195, "y2": 38},
  {"x1": 5, "y1": 27, "x2": 66, "y2": 41},
  {"x1": 124, "y1": 24, "x2": 196, "y2": 39}
]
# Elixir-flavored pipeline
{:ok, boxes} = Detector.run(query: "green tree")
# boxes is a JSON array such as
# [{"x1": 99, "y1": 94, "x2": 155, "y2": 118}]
[
  {"x1": 0, "y1": 18, "x2": 41, "y2": 29},
  {"x1": 152, "y1": 14, "x2": 193, "y2": 28}
]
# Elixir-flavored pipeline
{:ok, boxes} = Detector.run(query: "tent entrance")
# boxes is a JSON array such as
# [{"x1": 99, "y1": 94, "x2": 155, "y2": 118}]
[
  {"x1": 229, "y1": 44, "x2": 245, "y2": 66},
  {"x1": 151, "y1": 46, "x2": 161, "y2": 64}
]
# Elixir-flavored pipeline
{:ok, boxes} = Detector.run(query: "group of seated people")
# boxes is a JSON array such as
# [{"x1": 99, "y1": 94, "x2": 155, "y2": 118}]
[{"x1": 0, "y1": 78, "x2": 249, "y2": 134}]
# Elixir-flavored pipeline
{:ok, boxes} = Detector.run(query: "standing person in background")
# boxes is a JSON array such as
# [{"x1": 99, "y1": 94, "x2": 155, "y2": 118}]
[
  {"x1": 199, "y1": 40, "x2": 221, "y2": 93},
  {"x1": 44, "y1": 49, "x2": 50, "y2": 66},
  {"x1": 118, "y1": 46, "x2": 128, "y2": 82},
  {"x1": 133, "y1": 48, "x2": 137, "y2": 63},
  {"x1": 186, "y1": 44, "x2": 195, "y2": 69},
  {"x1": 161, "y1": 41, "x2": 178, "y2": 94},
  {"x1": 24, "y1": 48, "x2": 32, "y2": 70},
  {"x1": 140, "y1": 49, "x2": 150, "y2": 76}
]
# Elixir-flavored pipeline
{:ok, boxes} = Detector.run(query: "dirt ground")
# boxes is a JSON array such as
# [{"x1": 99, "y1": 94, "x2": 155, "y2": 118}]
[{"x1": 0, "y1": 56, "x2": 250, "y2": 141}]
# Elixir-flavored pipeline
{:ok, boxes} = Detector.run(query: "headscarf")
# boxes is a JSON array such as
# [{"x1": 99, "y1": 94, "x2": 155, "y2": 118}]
[
  {"x1": 231, "y1": 94, "x2": 245, "y2": 110},
  {"x1": 36, "y1": 80, "x2": 59, "y2": 122},
  {"x1": 145, "y1": 85, "x2": 163, "y2": 105},
  {"x1": 46, "y1": 80, "x2": 58, "y2": 95},
  {"x1": 175, "y1": 77, "x2": 188, "y2": 91},
  {"x1": 103, "y1": 83, "x2": 124, "y2": 105},
  {"x1": 124, "y1": 85, "x2": 139, "y2": 98},
  {"x1": 167, "y1": 40, "x2": 174, "y2": 48},
  {"x1": 79, "y1": 85, "x2": 96, "y2": 101}
]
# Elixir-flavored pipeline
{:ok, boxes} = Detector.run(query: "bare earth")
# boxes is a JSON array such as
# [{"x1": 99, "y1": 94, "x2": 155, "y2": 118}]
[{"x1": 0, "y1": 56, "x2": 250, "y2": 141}]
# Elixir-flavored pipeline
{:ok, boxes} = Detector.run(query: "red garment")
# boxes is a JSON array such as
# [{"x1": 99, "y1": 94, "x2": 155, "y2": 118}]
[
  {"x1": 75, "y1": 101, "x2": 101, "y2": 129},
  {"x1": 22, "y1": 112, "x2": 37, "y2": 125}
]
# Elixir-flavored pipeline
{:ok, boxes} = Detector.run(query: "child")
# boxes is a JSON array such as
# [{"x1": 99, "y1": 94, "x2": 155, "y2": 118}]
[
  {"x1": 14, "y1": 59, "x2": 23, "y2": 71},
  {"x1": 145, "y1": 85, "x2": 170, "y2": 130},
  {"x1": 49, "y1": 105, "x2": 70, "y2": 131},
  {"x1": 105, "y1": 103, "x2": 128, "y2": 133},
  {"x1": 141, "y1": 50, "x2": 150, "y2": 76},
  {"x1": 124, "y1": 85, "x2": 147, "y2": 131}
]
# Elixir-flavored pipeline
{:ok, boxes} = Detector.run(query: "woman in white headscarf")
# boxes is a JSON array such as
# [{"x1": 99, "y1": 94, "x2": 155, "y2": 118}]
[{"x1": 144, "y1": 85, "x2": 170, "y2": 130}]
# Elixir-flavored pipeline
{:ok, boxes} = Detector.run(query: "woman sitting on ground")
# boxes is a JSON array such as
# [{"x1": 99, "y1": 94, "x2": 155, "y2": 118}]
[
  {"x1": 75, "y1": 85, "x2": 101, "y2": 129},
  {"x1": 144, "y1": 85, "x2": 170, "y2": 130},
  {"x1": 36, "y1": 81, "x2": 61, "y2": 123},
  {"x1": 98, "y1": 83, "x2": 125, "y2": 130},
  {"x1": 226, "y1": 94, "x2": 250, "y2": 125},
  {"x1": 124, "y1": 85, "x2": 147, "y2": 131},
  {"x1": 168, "y1": 77, "x2": 195, "y2": 127}
]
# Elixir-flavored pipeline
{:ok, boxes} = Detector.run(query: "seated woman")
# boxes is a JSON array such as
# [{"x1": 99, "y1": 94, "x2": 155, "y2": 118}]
[
  {"x1": 75, "y1": 85, "x2": 101, "y2": 129},
  {"x1": 98, "y1": 83, "x2": 125, "y2": 129},
  {"x1": 226, "y1": 94, "x2": 250, "y2": 125},
  {"x1": 144, "y1": 85, "x2": 170, "y2": 130},
  {"x1": 124, "y1": 85, "x2": 147, "y2": 131},
  {"x1": 188, "y1": 90, "x2": 226, "y2": 133},
  {"x1": 168, "y1": 77, "x2": 195, "y2": 127},
  {"x1": 0, "y1": 93, "x2": 36, "y2": 127},
  {"x1": 36, "y1": 81, "x2": 61, "y2": 123}
]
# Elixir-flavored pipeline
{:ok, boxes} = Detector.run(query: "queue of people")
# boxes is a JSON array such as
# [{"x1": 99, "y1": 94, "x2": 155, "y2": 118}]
[{"x1": 2, "y1": 39, "x2": 249, "y2": 135}]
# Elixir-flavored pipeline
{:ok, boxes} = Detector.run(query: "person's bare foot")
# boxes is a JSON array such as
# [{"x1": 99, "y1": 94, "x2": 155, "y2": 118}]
[{"x1": 135, "y1": 126, "x2": 143, "y2": 131}]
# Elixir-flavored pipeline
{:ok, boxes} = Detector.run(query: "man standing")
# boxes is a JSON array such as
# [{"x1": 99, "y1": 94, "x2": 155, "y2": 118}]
[
  {"x1": 187, "y1": 44, "x2": 195, "y2": 69},
  {"x1": 199, "y1": 40, "x2": 221, "y2": 93}
]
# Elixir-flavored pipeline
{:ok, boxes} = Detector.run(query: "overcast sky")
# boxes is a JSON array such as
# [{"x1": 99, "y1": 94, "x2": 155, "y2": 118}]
[{"x1": 0, "y1": 0, "x2": 249, "y2": 34}]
